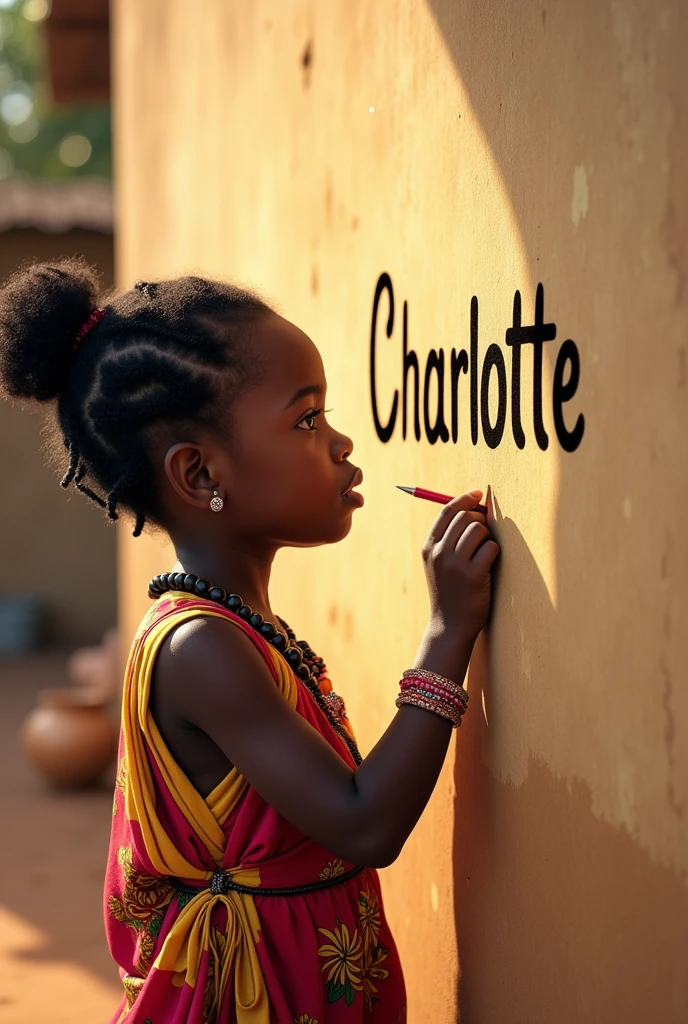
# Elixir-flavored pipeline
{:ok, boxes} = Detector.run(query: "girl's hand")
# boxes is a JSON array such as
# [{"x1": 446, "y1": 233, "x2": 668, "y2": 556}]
[
  {"x1": 420, "y1": 489, "x2": 500, "y2": 641},
  {"x1": 152, "y1": 492, "x2": 500, "y2": 870}
]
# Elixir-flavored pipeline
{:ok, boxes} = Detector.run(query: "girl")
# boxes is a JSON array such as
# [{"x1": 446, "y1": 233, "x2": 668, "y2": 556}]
[{"x1": 0, "y1": 260, "x2": 499, "y2": 1024}]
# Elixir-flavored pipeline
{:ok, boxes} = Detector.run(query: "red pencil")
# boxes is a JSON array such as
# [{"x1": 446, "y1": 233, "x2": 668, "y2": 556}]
[{"x1": 396, "y1": 485, "x2": 488, "y2": 516}]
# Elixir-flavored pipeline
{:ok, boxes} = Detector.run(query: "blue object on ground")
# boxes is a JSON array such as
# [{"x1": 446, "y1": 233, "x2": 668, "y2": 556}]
[{"x1": 0, "y1": 595, "x2": 44, "y2": 654}]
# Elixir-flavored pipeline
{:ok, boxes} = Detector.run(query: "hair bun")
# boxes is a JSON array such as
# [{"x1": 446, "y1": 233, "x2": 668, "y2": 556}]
[{"x1": 0, "y1": 257, "x2": 102, "y2": 403}]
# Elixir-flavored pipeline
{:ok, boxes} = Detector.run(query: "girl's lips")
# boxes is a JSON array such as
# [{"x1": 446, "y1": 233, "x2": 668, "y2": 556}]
[
  {"x1": 342, "y1": 466, "x2": 364, "y2": 495},
  {"x1": 342, "y1": 489, "x2": 364, "y2": 508},
  {"x1": 341, "y1": 466, "x2": 364, "y2": 507}
]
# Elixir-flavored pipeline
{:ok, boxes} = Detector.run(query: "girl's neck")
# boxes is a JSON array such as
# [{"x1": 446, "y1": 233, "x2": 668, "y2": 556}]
[{"x1": 171, "y1": 543, "x2": 276, "y2": 621}]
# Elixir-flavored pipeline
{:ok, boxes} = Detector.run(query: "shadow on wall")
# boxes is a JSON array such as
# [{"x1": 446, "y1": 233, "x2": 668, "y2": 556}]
[
  {"x1": 454, "y1": 506, "x2": 688, "y2": 1021},
  {"x1": 421, "y1": 0, "x2": 688, "y2": 1020}
]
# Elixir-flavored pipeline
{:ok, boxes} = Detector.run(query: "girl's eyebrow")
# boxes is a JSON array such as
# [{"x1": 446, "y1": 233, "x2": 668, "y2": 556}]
[{"x1": 283, "y1": 384, "x2": 324, "y2": 410}]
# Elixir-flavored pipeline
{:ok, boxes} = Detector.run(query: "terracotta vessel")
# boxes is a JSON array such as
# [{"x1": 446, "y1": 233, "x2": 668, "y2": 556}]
[
  {"x1": 66, "y1": 627, "x2": 120, "y2": 702},
  {"x1": 21, "y1": 686, "x2": 118, "y2": 788}
]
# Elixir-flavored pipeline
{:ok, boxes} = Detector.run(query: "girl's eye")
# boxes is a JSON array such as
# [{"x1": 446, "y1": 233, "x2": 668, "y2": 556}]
[{"x1": 297, "y1": 408, "x2": 333, "y2": 431}]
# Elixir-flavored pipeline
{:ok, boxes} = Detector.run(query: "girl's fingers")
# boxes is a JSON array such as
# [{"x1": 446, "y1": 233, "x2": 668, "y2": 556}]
[
  {"x1": 424, "y1": 492, "x2": 485, "y2": 547},
  {"x1": 471, "y1": 538, "x2": 501, "y2": 571},
  {"x1": 454, "y1": 520, "x2": 490, "y2": 559},
  {"x1": 436, "y1": 508, "x2": 486, "y2": 555}
]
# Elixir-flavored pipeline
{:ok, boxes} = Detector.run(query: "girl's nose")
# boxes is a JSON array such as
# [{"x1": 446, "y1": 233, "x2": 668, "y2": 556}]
[{"x1": 334, "y1": 431, "x2": 354, "y2": 460}]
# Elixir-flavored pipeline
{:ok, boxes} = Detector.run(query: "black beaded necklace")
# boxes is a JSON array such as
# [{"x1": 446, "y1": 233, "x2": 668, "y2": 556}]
[{"x1": 148, "y1": 571, "x2": 362, "y2": 766}]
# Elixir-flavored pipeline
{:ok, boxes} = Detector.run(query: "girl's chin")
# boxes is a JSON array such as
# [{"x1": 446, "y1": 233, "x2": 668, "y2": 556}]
[
  {"x1": 283, "y1": 515, "x2": 355, "y2": 547},
  {"x1": 336, "y1": 516, "x2": 354, "y2": 539},
  {"x1": 323, "y1": 510, "x2": 357, "y2": 544}
]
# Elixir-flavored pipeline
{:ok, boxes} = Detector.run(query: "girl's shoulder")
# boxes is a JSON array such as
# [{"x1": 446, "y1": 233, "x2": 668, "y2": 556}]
[
  {"x1": 150, "y1": 604, "x2": 290, "y2": 722},
  {"x1": 136, "y1": 594, "x2": 275, "y2": 664}
]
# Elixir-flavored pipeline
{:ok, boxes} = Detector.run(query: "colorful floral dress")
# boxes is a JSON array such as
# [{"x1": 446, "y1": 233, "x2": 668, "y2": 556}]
[{"x1": 105, "y1": 592, "x2": 407, "y2": 1023}]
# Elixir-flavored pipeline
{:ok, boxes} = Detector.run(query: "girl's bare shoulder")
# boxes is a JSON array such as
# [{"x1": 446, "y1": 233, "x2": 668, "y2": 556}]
[{"x1": 153, "y1": 613, "x2": 273, "y2": 716}]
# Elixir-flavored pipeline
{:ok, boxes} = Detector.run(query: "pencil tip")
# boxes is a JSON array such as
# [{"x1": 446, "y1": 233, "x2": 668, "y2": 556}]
[{"x1": 396, "y1": 485, "x2": 414, "y2": 495}]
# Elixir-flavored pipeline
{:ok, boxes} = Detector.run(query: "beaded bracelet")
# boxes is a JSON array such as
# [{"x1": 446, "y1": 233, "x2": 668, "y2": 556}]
[
  {"x1": 401, "y1": 689, "x2": 466, "y2": 718},
  {"x1": 400, "y1": 676, "x2": 468, "y2": 708},
  {"x1": 395, "y1": 690, "x2": 464, "y2": 728},
  {"x1": 396, "y1": 669, "x2": 469, "y2": 728},
  {"x1": 401, "y1": 684, "x2": 468, "y2": 718},
  {"x1": 399, "y1": 682, "x2": 467, "y2": 714},
  {"x1": 402, "y1": 667, "x2": 469, "y2": 702}
]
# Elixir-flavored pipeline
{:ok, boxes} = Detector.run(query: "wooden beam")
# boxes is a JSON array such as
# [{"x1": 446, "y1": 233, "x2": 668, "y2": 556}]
[{"x1": 45, "y1": 0, "x2": 110, "y2": 104}]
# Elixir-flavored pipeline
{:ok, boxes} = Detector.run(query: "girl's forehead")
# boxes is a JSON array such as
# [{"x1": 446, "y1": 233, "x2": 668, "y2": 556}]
[{"x1": 254, "y1": 314, "x2": 326, "y2": 391}]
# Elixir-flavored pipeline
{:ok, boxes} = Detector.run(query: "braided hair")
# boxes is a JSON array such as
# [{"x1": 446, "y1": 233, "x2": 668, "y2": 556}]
[{"x1": 0, "y1": 258, "x2": 273, "y2": 536}]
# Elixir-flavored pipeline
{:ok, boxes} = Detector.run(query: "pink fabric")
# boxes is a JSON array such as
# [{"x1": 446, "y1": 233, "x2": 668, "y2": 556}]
[{"x1": 105, "y1": 595, "x2": 407, "y2": 1023}]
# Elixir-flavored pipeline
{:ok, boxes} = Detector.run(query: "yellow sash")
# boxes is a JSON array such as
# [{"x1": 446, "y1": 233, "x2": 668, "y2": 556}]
[{"x1": 121, "y1": 600, "x2": 298, "y2": 1022}]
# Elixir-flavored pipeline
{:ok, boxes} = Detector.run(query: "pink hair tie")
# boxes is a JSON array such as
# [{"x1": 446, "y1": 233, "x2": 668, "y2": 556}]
[{"x1": 73, "y1": 307, "x2": 106, "y2": 351}]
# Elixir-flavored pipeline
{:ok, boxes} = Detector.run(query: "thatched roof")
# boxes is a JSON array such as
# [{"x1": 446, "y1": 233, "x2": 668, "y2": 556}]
[{"x1": 0, "y1": 177, "x2": 113, "y2": 233}]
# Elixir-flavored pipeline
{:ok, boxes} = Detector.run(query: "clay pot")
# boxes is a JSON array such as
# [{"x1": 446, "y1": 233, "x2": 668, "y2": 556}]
[
  {"x1": 66, "y1": 627, "x2": 120, "y2": 702},
  {"x1": 21, "y1": 687, "x2": 118, "y2": 789}
]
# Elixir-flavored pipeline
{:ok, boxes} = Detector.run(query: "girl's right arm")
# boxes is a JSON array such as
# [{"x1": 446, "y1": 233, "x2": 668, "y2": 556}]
[{"x1": 156, "y1": 490, "x2": 499, "y2": 868}]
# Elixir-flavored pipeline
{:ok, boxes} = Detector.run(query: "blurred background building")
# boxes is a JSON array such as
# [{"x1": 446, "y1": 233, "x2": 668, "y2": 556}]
[
  {"x1": 0, "y1": 0, "x2": 115, "y2": 651},
  {"x1": 0, "y1": 5, "x2": 121, "y2": 1019}
]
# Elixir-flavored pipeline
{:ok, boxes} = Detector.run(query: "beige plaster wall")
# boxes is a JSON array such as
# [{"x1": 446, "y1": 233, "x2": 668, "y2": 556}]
[
  {"x1": 113, "y1": 2, "x2": 688, "y2": 1020},
  {"x1": 0, "y1": 230, "x2": 117, "y2": 648}
]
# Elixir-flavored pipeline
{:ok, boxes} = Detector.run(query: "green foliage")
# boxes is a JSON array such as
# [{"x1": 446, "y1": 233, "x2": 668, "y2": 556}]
[
  {"x1": 326, "y1": 978, "x2": 358, "y2": 1006},
  {"x1": 175, "y1": 889, "x2": 196, "y2": 909},
  {"x1": 0, "y1": 1, "x2": 111, "y2": 180}
]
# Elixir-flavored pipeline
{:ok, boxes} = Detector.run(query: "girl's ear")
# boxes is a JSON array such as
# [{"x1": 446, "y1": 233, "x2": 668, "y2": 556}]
[{"x1": 164, "y1": 442, "x2": 218, "y2": 511}]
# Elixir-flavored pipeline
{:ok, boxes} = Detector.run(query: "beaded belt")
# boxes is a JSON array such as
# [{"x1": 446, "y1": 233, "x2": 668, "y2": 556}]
[{"x1": 172, "y1": 863, "x2": 365, "y2": 899}]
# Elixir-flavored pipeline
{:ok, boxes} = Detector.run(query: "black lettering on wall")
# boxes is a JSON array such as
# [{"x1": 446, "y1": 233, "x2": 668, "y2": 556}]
[
  {"x1": 370, "y1": 272, "x2": 398, "y2": 443},
  {"x1": 402, "y1": 300, "x2": 421, "y2": 441},
  {"x1": 423, "y1": 350, "x2": 450, "y2": 444},
  {"x1": 480, "y1": 343, "x2": 507, "y2": 449},
  {"x1": 552, "y1": 339, "x2": 585, "y2": 452},
  {"x1": 450, "y1": 347, "x2": 469, "y2": 443},
  {"x1": 531, "y1": 283, "x2": 557, "y2": 451},
  {"x1": 470, "y1": 296, "x2": 479, "y2": 446},
  {"x1": 505, "y1": 290, "x2": 526, "y2": 450},
  {"x1": 368, "y1": 273, "x2": 585, "y2": 453}
]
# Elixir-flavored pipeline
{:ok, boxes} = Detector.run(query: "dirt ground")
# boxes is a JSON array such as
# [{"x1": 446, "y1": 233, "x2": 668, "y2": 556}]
[{"x1": 0, "y1": 654, "x2": 122, "y2": 1023}]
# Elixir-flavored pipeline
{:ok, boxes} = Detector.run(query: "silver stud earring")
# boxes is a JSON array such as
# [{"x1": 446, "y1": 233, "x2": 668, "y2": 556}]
[{"x1": 210, "y1": 490, "x2": 224, "y2": 512}]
